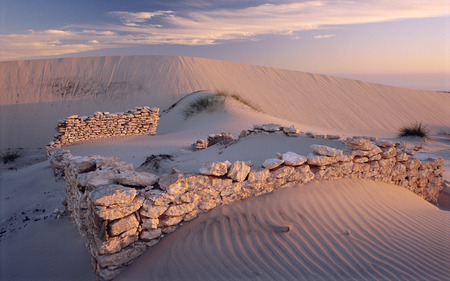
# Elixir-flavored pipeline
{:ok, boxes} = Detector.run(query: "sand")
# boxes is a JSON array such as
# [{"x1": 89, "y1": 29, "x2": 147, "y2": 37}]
[{"x1": 0, "y1": 56, "x2": 449, "y2": 281}]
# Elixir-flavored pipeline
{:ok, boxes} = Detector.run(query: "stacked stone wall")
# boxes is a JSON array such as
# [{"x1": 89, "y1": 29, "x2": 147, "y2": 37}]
[
  {"x1": 46, "y1": 107, "x2": 159, "y2": 151},
  {"x1": 51, "y1": 129, "x2": 444, "y2": 280}
]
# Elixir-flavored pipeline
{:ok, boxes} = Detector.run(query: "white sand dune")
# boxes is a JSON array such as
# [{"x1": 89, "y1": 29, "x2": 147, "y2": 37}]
[
  {"x1": 1, "y1": 56, "x2": 449, "y2": 149},
  {"x1": 117, "y1": 180, "x2": 450, "y2": 281},
  {"x1": 0, "y1": 56, "x2": 449, "y2": 281}
]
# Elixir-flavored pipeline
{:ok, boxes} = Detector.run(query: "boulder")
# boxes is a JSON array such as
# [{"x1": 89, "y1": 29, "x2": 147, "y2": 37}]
[
  {"x1": 282, "y1": 152, "x2": 307, "y2": 166},
  {"x1": 227, "y1": 161, "x2": 251, "y2": 182}
]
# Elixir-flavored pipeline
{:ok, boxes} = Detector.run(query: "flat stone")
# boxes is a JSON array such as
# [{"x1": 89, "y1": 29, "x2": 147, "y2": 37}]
[
  {"x1": 109, "y1": 214, "x2": 139, "y2": 236},
  {"x1": 70, "y1": 156, "x2": 96, "y2": 173},
  {"x1": 307, "y1": 153, "x2": 339, "y2": 166},
  {"x1": 199, "y1": 161, "x2": 228, "y2": 176},
  {"x1": 159, "y1": 216, "x2": 183, "y2": 227},
  {"x1": 164, "y1": 203, "x2": 196, "y2": 216},
  {"x1": 90, "y1": 185, "x2": 137, "y2": 207},
  {"x1": 247, "y1": 169, "x2": 270, "y2": 183},
  {"x1": 141, "y1": 218, "x2": 159, "y2": 230},
  {"x1": 282, "y1": 152, "x2": 307, "y2": 166},
  {"x1": 95, "y1": 196, "x2": 144, "y2": 221},
  {"x1": 346, "y1": 138, "x2": 374, "y2": 151},
  {"x1": 140, "y1": 229, "x2": 162, "y2": 241},
  {"x1": 98, "y1": 234, "x2": 138, "y2": 255},
  {"x1": 158, "y1": 173, "x2": 189, "y2": 196},
  {"x1": 262, "y1": 158, "x2": 284, "y2": 169},
  {"x1": 140, "y1": 202, "x2": 168, "y2": 218},
  {"x1": 375, "y1": 139, "x2": 396, "y2": 147},
  {"x1": 114, "y1": 170, "x2": 158, "y2": 187},
  {"x1": 227, "y1": 161, "x2": 251, "y2": 182},
  {"x1": 311, "y1": 144, "x2": 343, "y2": 157},
  {"x1": 96, "y1": 243, "x2": 147, "y2": 268}
]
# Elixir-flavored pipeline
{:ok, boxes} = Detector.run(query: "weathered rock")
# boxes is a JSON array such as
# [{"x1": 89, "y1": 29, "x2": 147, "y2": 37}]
[
  {"x1": 307, "y1": 153, "x2": 339, "y2": 166},
  {"x1": 254, "y1": 123, "x2": 281, "y2": 132},
  {"x1": 114, "y1": 171, "x2": 158, "y2": 187},
  {"x1": 396, "y1": 153, "x2": 409, "y2": 162},
  {"x1": 95, "y1": 196, "x2": 144, "y2": 221},
  {"x1": 140, "y1": 229, "x2": 162, "y2": 241},
  {"x1": 221, "y1": 184, "x2": 242, "y2": 197},
  {"x1": 194, "y1": 139, "x2": 207, "y2": 150},
  {"x1": 381, "y1": 147, "x2": 397, "y2": 158},
  {"x1": 311, "y1": 144, "x2": 343, "y2": 157},
  {"x1": 141, "y1": 218, "x2": 159, "y2": 229},
  {"x1": 140, "y1": 202, "x2": 168, "y2": 218},
  {"x1": 227, "y1": 161, "x2": 251, "y2": 182},
  {"x1": 199, "y1": 161, "x2": 228, "y2": 176},
  {"x1": 247, "y1": 169, "x2": 270, "y2": 183},
  {"x1": 262, "y1": 158, "x2": 284, "y2": 169},
  {"x1": 70, "y1": 156, "x2": 96, "y2": 173},
  {"x1": 282, "y1": 152, "x2": 307, "y2": 166},
  {"x1": 109, "y1": 214, "x2": 139, "y2": 236},
  {"x1": 164, "y1": 203, "x2": 196, "y2": 216},
  {"x1": 346, "y1": 138, "x2": 374, "y2": 151},
  {"x1": 90, "y1": 185, "x2": 137, "y2": 207},
  {"x1": 159, "y1": 216, "x2": 183, "y2": 227},
  {"x1": 96, "y1": 243, "x2": 147, "y2": 268},
  {"x1": 270, "y1": 166, "x2": 294, "y2": 179},
  {"x1": 375, "y1": 139, "x2": 395, "y2": 148},
  {"x1": 184, "y1": 210, "x2": 199, "y2": 221},
  {"x1": 158, "y1": 173, "x2": 189, "y2": 196},
  {"x1": 98, "y1": 234, "x2": 138, "y2": 255}
]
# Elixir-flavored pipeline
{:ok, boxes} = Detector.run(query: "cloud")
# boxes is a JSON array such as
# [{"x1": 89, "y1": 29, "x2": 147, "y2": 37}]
[
  {"x1": 314, "y1": 34, "x2": 336, "y2": 39},
  {"x1": 1, "y1": 0, "x2": 449, "y2": 60}
]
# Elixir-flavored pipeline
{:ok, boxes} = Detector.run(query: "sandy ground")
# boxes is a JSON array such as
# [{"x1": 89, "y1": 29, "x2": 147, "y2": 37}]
[{"x1": 1, "y1": 56, "x2": 449, "y2": 280}]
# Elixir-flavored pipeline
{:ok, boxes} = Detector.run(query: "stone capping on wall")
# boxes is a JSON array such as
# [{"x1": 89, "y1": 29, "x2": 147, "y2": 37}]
[
  {"x1": 48, "y1": 123, "x2": 445, "y2": 280},
  {"x1": 46, "y1": 107, "x2": 159, "y2": 152}
]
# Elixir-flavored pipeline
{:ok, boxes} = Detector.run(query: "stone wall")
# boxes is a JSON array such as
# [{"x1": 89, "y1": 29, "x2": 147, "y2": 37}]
[
  {"x1": 51, "y1": 130, "x2": 444, "y2": 280},
  {"x1": 46, "y1": 107, "x2": 159, "y2": 151}
]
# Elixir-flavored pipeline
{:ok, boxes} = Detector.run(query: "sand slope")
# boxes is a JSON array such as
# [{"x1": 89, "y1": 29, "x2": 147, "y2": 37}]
[
  {"x1": 1, "y1": 56, "x2": 449, "y2": 149},
  {"x1": 117, "y1": 180, "x2": 450, "y2": 281}
]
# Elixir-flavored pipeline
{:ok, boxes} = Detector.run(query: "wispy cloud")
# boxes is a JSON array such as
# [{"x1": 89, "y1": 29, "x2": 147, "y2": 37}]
[
  {"x1": 314, "y1": 34, "x2": 336, "y2": 39},
  {"x1": 0, "y1": 0, "x2": 448, "y2": 60}
]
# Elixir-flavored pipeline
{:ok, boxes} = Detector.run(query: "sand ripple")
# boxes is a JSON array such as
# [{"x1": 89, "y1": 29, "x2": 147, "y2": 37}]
[{"x1": 118, "y1": 179, "x2": 450, "y2": 280}]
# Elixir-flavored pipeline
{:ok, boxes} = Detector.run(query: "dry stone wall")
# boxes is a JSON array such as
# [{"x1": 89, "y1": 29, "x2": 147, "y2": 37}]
[
  {"x1": 46, "y1": 107, "x2": 159, "y2": 151},
  {"x1": 50, "y1": 124, "x2": 445, "y2": 280}
]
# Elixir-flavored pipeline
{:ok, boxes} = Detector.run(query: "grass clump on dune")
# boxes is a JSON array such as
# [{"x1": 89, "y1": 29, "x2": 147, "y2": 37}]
[
  {"x1": 398, "y1": 122, "x2": 429, "y2": 138},
  {"x1": 1, "y1": 148, "x2": 22, "y2": 164},
  {"x1": 215, "y1": 89, "x2": 261, "y2": 112},
  {"x1": 183, "y1": 94, "x2": 225, "y2": 119}
]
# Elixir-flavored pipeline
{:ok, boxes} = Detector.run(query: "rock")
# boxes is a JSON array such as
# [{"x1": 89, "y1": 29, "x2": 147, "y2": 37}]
[
  {"x1": 227, "y1": 161, "x2": 251, "y2": 182},
  {"x1": 396, "y1": 153, "x2": 409, "y2": 162},
  {"x1": 140, "y1": 229, "x2": 162, "y2": 241},
  {"x1": 353, "y1": 157, "x2": 369, "y2": 163},
  {"x1": 326, "y1": 134, "x2": 341, "y2": 140},
  {"x1": 346, "y1": 138, "x2": 374, "y2": 151},
  {"x1": 270, "y1": 166, "x2": 294, "y2": 179},
  {"x1": 90, "y1": 185, "x2": 137, "y2": 207},
  {"x1": 375, "y1": 139, "x2": 395, "y2": 147},
  {"x1": 98, "y1": 234, "x2": 138, "y2": 255},
  {"x1": 262, "y1": 158, "x2": 284, "y2": 169},
  {"x1": 158, "y1": 173, "x2": 189, "y2": 196},
  {"x1": 194, "y1": 139, "x2": 207, "y2": 150},
  {"x1": 95, "y1": 196, "x2": 144, "y2": 221},
  {"x1": 282, "y1": 152, "x2": 307, "y2": 166},
  {"x1": 199, "y1": 161, "x2": 229, "y2": 176},
  {"x1": 70, "y1": 156, "x2": 96, "y2": 173},
  {"x1": 381, "y1": 147, "x2": 397, "y2": 158},
  {"x1": 96, "y1": 243, "x2": 147, "y2": 268},
  {"x1": 184, "y1": 210, "x2": 199, "y2": 221},
  {"x1": 114, "y1": 171, "x2": 158, "y2": 187},
  {"x1": 164, "y1": 203, "x2": 196, "y2": 216},
  {"x1": 141, "y1": 218, "x2": 159, "y2": 229},
  {"x1": 109, "y1": 214, "x2": 139, "y2": 236},
  {"x1": 307, "y1": 153, "x2": 339, "y2": 166},
  {"x1": 247, "y1": 169, "x2": 270, "y2": 183},
  {"x1": 311, "y1": 144, "x2": 343, "y2": 157},
  {"x1": 140, "y1": 202, "x2": 168, "y2": 218},
  {"x1": 159, "y1": 216, "x2": 183, "y2": 227},
  {"x1": 254, "y1": 123, "x2": 281, "y2": 132},
  {"x1": 282, "y1": 126, "x2": 300, "y2": 134}
]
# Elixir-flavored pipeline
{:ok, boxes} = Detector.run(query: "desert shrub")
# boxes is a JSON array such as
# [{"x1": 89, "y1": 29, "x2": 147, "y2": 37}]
[
  {"x1": 183, "y1": 94, "x2": 225, "y2": 119},
  {"x1": 1, "y1": 149, "x2": 22, "y2": 164},
  {"x1": 214, "y1": 89, "x2": 261, "y2": 112},
  {"x1": 398, "y1": 122, "x2": 429, "y2": 138}
]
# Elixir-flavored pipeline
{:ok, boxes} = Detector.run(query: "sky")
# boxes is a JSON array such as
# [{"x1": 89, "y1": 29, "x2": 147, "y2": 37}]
[{"x1": 0, "y1": 0, "x2": 449, "y2": 91}]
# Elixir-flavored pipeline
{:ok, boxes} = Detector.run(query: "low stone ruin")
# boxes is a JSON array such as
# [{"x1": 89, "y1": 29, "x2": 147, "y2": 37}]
[
  {"x1": 46, "y1": 107, "x2": 159, "y2": 151},
  {"x1": 49, "y1": 129, "x2": 444, "y2": 280}
]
